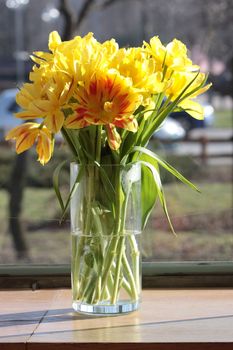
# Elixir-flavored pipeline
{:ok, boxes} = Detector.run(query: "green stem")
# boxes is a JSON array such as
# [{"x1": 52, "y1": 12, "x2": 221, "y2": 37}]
[
  {"x1": 71, "y1": 234, "x2": 79, "y2": 300},
  {"x1": 110, "y1": 261, "x2": 132, "y2": 297},
  {"x1": 99, "y1": 236, "x2": 119, "y2": 299},
  {"x1": 94, "y1": 125, "x2": 102, "y2": 207},
  {"x1": 61, "y1": 128, "x2": 78, "y2": 158},
  {"x1": 78, "y1": 264, "x2": 91, "y2": 300},
  {"x1": 111, "y1": 236, "x2": 125, "y2": 304},
  {"x1": 83, "y1": 167, "x2": 94, "y2": 234},
  {"x1": 88, "y1": 206, "x2": 105, "y2": 303},
  {"x1": 99, "y1": 165, "x2": 122, "y2": 299},
  {"x1": 111, "y1": 178, "x2": 140, "y2": 302},
  {"x1": 82, "y1": 272, "x2": 97, "y2": 304},
  {"x1": 72, "y1": 164, "x2": 95, "y2": 303},
  {"x1": 122, "y1": 251, "x2": 138, "y2": 301},
  {"x1": 128, "y1": 234, "x2": 141, "y2": 293},
  {"x1": 96, "y1": 125, "x2": 102, "y2": 163},
  {"x1": 71, "y1": 234, "x2": 86, "y2": 301}
]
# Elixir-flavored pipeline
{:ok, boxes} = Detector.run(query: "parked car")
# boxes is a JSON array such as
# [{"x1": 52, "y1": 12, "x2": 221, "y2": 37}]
[
  {"x1": 0, "y1": 89, "x2": 21, "y2": 140},
  {"x1": 154, "y1": 117, "x2": 185, "y2": 141},
  {"x1": 169, "y1": 103, "x2": 214, "y2": 132}
]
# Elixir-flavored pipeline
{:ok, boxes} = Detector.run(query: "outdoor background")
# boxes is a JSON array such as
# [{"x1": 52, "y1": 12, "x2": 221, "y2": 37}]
[{"x1": 0, "y1": 0, "x2": 232, "y2": 264}]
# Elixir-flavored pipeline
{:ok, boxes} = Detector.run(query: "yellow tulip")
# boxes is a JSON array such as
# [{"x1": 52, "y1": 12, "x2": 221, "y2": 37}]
[
  {"x1": 165, "y1": 71, "x2": 211, "y2": 119},
  {"x1": 112, "y1": 47, "x2": 166, "y2": 101},
  {"x1": 144, "y1": 36, "x2": 166, "y2": 71},
  {"x1": 64, "y1": 69, "x2": 141, "y2": 150},
  {"x1": 15, "y1": 74, "x2": 73, "y2": 133},
  {"x1": 144, "y1": 37, "x2": 199, "y2": 73},
  {"x1": 5, "y1": 123, "x2": 53, "y2": 165},
  {"x1": 166, "y1": 71, "x2": 210, "y2": 99}
]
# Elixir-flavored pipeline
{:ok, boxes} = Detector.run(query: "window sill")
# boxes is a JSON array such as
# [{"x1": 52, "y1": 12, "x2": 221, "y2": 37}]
[
  {"x1": 0, "y1": 288, "x2": 233, "y2": 349},
  {"x1": 1, "y1": 262, "x2": 233, "y2": 289}
]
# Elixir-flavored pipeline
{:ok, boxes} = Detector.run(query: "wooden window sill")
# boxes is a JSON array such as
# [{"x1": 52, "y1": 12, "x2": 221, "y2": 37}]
[{"x1": 0, "y1": 289, "x2": 233, "y2": 349}]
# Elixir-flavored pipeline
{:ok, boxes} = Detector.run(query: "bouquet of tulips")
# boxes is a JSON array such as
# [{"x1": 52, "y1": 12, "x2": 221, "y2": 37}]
[{"x1": 6, "y1": 32, "x2": 210, "y2": 311}]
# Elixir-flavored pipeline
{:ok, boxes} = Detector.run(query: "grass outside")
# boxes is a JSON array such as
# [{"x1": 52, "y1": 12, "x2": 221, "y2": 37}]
[
  {"x1": 214, "y1": 109, "x2": 232, "y2": 128},
  {"x1": 0, "y1": 179, "x2": 232, "y2": 264},
  {"x1": 156, "y1": 182, "x2": 232, "y2": 216},
  {"x1": 143, "y1": 230, "x2": 233, "y2": 261}
]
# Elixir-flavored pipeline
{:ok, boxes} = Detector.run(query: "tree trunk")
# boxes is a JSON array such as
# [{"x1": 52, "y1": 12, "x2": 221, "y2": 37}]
[{"x1": 8, "y1": 151, "x2": 29, "y2": 260}]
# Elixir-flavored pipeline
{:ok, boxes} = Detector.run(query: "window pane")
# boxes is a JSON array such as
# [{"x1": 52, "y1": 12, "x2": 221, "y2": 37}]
[
  {"x1": 143, "y1": 151, "x2": 233, "y2": 261},
  {"x1": 0, "y1": 0, "x2": 232, "y2": 264}
]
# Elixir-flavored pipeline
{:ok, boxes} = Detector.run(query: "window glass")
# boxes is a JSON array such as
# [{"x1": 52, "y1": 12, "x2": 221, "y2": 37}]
[{"x1": 0, "y1": 0, "x2": 232, "y2": 264}]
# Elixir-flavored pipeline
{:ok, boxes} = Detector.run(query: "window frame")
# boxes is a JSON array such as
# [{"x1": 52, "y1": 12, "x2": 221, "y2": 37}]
[{"x1": 1, "y1": 262, "x2": 233, "y2": 289}]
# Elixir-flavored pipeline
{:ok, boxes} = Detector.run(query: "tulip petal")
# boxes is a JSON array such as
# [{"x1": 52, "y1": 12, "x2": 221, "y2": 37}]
[
  {"x1": 65, "y1": 111, "x2": 90, "y2": 129},
  {"x1": 114, "y1": 117, "x2": 138, "y2": 132},
  {"x1": 5, "y1": 122, "x2": 38, "y2": 140},
  {"x1": 44, "y1": 110, "x2": 65, "y2": 133},
  {"x1": 15, "y1": 131, "x2": 37, "y2": 154},
  {"x1": 178, "y1": 100, "x2": 204, "y2": 120},
  {"x1": 15, "y1": 111, "x2": 38, "y2": 119},
  {"x1": 49, "y1": 31, "x2": 61, "y2": 52},
  {"x1": 36, "y1": 131, "x2": 53, "y2": 165},
  {"x1": 105, "y1": 124, "x2": 121, "y2": 150}
]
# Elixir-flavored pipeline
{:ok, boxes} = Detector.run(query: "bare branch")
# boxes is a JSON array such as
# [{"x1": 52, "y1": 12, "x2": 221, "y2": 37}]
[
  {"x1": 99, "y1": 0, "x2": 133, "y2": 9},
  {"x1": 58, "y1": 0, "x2": 74, "y2": 40},
  {"x1": 101, "y1": 0, "x2": 122, "y2": 7},
  {"x1": 75, "y1": 0, "x2": 95, "y2": 30},
  {"x1": 60, "y1": 0, "x2": 131, "y2": 38}
]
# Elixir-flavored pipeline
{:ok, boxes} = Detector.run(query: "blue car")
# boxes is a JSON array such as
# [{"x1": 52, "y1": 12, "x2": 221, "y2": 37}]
[
  {"x1": 169, "y1": 103, "x2": 214, "y2": 132},
  {"x1": 0, "y1": 88, "x2": 21, "y2": 140}
]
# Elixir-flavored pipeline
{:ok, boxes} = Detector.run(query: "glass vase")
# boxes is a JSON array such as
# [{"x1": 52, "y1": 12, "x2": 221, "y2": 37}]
[{"x1": 70, "y1": 162, "x2": 141, "y2": 315}]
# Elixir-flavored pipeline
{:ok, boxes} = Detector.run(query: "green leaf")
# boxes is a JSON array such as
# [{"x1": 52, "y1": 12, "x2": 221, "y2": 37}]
[
  {"x1": 53, "y1": 160, "x2": 68, "y2": 212},
  {"x1": 132, "y1": 146, "x2": 200, "y2": 192},
  {"x1": 60, "y1": 164, "x2": 84, "y2": 223},
  {"x1": 140, "y1": 155, "x2": 158, "y2": 229},
  {"x1": 137, "y1": 160, "x2": 176, "y2": 235},
  {"x1": 90, "y1": 234, "x2": 104, "y2": 273},
  {"x1": 125, "y1": 152, "x2": 160, "y2": 229},
  {"x1": 84, "y1": 252, "x2": 95, "y2": 268},
  {"x1": 53, "y1": 160, "x2": 84, "y2": 223},
  {"x1": 94, "y1": 161, "x2": 116, "y2": 203}
]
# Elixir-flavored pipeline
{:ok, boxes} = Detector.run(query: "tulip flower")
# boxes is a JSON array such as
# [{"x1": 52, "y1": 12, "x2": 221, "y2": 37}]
[{"x1": 5, "y1": 123, "x2": 54, "y2": 165}]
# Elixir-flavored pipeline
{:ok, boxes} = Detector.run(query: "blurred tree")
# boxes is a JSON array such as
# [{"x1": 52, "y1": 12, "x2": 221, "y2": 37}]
[
  {"x1": 58, "y1": 0, "x2": 123, "y2": 40},
  {"x1": 8, "y1": 151, "x2": 29, "y2": 260}
]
